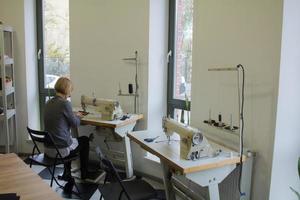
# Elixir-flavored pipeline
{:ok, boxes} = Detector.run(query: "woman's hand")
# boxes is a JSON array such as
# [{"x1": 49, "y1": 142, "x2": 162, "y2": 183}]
[{"x1": 75, "y1": 111, "x2": 84, "y2": 119}]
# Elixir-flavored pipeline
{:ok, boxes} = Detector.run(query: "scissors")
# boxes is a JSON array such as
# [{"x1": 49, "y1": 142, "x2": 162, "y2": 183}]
[{"x1": 144, "y1": 136, "x2": 160, "y2": 143}]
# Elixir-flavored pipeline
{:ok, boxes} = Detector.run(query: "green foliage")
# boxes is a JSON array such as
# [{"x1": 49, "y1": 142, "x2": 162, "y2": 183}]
[
  {"x1": 43, "y1": 0, "x2": 70, "y2": 77},
  {"x1": 47, "y1": 43, "x2": 67, "y2": 59},
  {"x1": 45, "y1": 42, "x2": 69, "y2": 76},
  {"x1": 183, "y1": 0, "x2": 193, "y2": 33},
  {"x1": 176, "y1": 0, "x2": 193, "y2": 86}
]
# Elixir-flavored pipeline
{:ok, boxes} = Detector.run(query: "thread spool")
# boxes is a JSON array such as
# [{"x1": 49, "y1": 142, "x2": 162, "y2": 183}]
[
  {"x1": 128, "y1": 84, "x2": 133, "y2": 94},
  {"x1": 218, "y1": 113, "x2": 223, "y2": 127}
]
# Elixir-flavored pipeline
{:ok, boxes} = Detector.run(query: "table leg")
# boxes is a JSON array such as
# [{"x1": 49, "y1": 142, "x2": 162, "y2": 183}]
[
  {"x1": 208, "y1": 183, "x2": 220, "y2": 200},
  {"x1": 185, "y1": 164, "x2": 236, "y2": 200},
  {"x1": 161, "y1": 160, "x2": 176, "y2": 200},
  {"x1": 5, "y1": 120, "x2": 9, "y2": 153},
  {"x1": 123, "y1": 135, "x2": 134, "y2": 178}
]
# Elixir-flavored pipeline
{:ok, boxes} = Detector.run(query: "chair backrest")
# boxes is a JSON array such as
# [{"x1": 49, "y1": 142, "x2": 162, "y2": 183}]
[
  {"x1": 27, "y1": 127, "x2": 49, "y2": 154},
  {"x1": 27, "y1": 127, "x2": 62, "y2": 158},
  {"x1": 95, "y1": 146, "x2": 105, "y2": 160},
  {"x1": 95, "y1": 146, "x2": 114, "y2": 177},
  {"x1": 102, "y1": 158, "x2": 132, "y2": 199},
  {"x1": 95, "y1": 146, "x2": 131, "y2": 200},
  {"x1": 95, "y1": 146, "x2": 108, "y2": 170},
  {"x1": 101, "y1": 157, "x2": 122, "y2": 182},
  {"x1": 27, "y1": 127, "x2": 48, "y2": 143}
]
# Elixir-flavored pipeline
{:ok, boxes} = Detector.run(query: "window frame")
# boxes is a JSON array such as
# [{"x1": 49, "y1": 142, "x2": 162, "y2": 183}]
[
  {"x1": 167, "y1": 0, "x2": 191, "y2": 118},
  {"x1": 36, "y1": 0, "x2": 56, "y2": 128}
]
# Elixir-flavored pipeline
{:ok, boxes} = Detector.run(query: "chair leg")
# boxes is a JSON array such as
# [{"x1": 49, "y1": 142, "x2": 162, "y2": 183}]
[
  {"x1": 103, "y1": 174, "x2": 108, "y2": 185},
  {"x1": 46, "y1": 167, "x2": 63, "y2": 188},
  {"x1": 99, "y1": 174, "x2": 107, "y2": 200},
  {"x1": 30, "y1": 160, "x2": 33, "y2": 168},
  {"x1": 50, "y1": 166, "x2": 56, "y2": 187},
  {"x1": 73, "y1": 182, "x2": 82, "y2": 199},
  {"x1": 118, "y1": 190, "x2": 124, "y2": 200}
]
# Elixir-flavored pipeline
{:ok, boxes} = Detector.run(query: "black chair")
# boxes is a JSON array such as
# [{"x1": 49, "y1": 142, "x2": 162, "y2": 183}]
[
  {"x1": 95, "y1": 146, "x2": 158, "y2": 200},
  {"x1": 27, "y1": 127, "x2": 81, "y2": 195}
]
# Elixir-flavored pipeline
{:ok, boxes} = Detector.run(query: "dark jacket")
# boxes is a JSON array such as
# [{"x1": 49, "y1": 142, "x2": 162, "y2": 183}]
[{"x1": 44, "y1": 96, "x2": 80, "y2": 148}]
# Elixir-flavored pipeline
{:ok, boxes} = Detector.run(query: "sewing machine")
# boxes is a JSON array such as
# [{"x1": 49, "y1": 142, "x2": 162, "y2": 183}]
[
  {"x1": 162, "y1": 117, "x2": 215, "y2": 160},
  {"x1": 128, "y1": 130, "x2": 253, "y2": 200},
  {"x1": 77, "y1": 95, "x2": 143, "y2": 178},
  {"x1": 81, "y1": 95, "x2": 123, "y2": 121}
]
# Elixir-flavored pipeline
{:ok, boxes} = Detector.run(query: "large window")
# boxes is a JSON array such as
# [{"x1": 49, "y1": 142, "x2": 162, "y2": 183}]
[
  {"x1": 167, "y1": 0, "x2": 193, "y2": 123},
  {"x1": 37, "y1": 0, "x2": 70, "y2": 125}
]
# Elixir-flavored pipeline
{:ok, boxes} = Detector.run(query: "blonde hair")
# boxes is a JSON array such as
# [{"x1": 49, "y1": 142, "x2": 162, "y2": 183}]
[{"x1": 54, "y1": 77, "x2": 73, "y2": 96}]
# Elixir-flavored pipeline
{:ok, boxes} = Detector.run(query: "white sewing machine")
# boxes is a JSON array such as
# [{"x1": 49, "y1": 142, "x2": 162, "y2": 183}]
[
  {"x1": 81, "y1": 95, "x2": 123, "y2": 121},
  {"x1": 162, "y1": 117, "x2": 215, "y2": 160}
]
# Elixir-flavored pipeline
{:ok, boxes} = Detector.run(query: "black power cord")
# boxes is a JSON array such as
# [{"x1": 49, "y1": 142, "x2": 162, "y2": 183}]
[{"x1": 237, "y1": 64, "x2": 245, "y2": 197}]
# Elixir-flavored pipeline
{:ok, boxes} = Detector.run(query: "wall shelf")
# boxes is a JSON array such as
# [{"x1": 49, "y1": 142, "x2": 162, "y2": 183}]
[
  {"x1": 0, "y1": 25, "x2": 17, "y2": 153},
  {"x1": 0, "y1": 86, "x2": 15, "y2": 96},
  {"x1": 203, "y1": 121, "x2": 239, "y2": 136},
  {"x1": 118, "y1": 93, "x2": 139, "y2": 97},
  {"x1": 0, "y1": 109, "x2": 16, "y2": 120},
  {"x1": 4, "y1": 58, "x2": 13, "y2": 65}
]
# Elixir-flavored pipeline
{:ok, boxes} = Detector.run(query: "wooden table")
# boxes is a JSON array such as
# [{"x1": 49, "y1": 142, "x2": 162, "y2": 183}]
[
  {"x1": 81, "y1": 114, "x2": 143, "y2": 131},
  {"x1": 0, "y1": 153, "x2": 62, "y2": 200},
  {"x1": 79, "y1": 114, "x2": 143, "y2": 178},
  {"x1": 128, "y1": 130, "x2": 245, "y2": 200}
]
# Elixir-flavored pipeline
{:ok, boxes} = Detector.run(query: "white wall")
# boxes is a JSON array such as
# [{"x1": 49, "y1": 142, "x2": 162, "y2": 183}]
[
  {"x1": 70, "y1": 0, "x2": 168, "y2": 176},
  {"x1": 190, "y1": 1, "x2": 283, "y2": 199},
  {"x1": 0, "y1": 0, "x2": 39, "y2": 153},
  {"x1": 24, "y1": 0, "x2": 40, "y2": 133},
  {"x1": 147, "y1": 0, "x2": 168, "y2": 135},
  {"x1": 70, "y1": 0, "x2": 149, "y2": 126},
  {"x1": 270, "y1": 0, "x2": 300, "y2": 199},
  {"x1": 140, "y1": 0, "x2": 168, "y2": 176},
  {"x1": 69, "y1": 0, "x2": 150, "y2": 174}
]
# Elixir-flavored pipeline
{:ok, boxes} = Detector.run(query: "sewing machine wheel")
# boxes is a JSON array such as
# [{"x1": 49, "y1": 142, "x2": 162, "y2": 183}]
[{"x1": 192, "y1": 132, "x2": 203, "y2": 145}]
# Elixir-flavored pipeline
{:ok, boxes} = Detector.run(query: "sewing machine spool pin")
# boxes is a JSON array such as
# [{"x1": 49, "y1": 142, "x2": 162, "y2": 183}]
[
  {"x1": 118, "y1": 82, "x2": 122, "y2": 95},
  {"x1": 118, "y1": 51, "x2": 140, "y2": 114}
]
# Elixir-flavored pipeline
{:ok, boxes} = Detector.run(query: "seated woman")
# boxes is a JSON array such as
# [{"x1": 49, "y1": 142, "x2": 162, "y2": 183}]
[{"x1": 43, "y1": 77, "x2": 90, "y2": 188}]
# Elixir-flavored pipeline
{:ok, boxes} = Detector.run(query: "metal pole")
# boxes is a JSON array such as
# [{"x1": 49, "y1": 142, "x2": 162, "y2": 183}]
[
  {"x1": 134, "y1": 51, "x2": 138, "y2": 114},
  {"x1": 237, "y1": 69, "x2": 242, "y2": 156}
]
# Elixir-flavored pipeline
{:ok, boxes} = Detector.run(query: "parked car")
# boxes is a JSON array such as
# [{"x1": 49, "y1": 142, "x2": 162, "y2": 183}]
[{"x1": 45, "y1": 74, "x2": 60, "y2": 88}]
